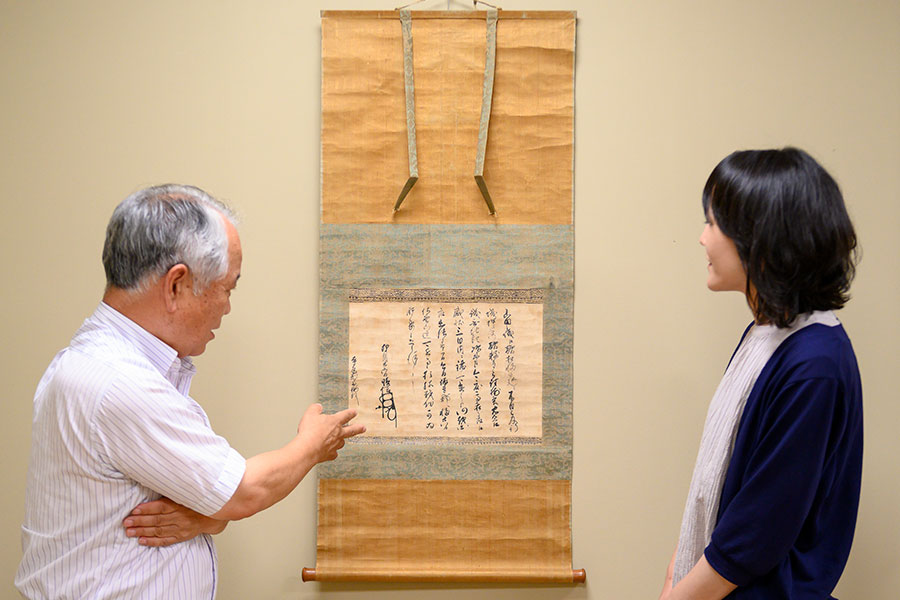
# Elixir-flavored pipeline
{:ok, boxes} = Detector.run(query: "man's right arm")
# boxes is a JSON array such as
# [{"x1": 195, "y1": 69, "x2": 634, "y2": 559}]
[
  {"x1": 211, "y1": 403, "x2": 364, "y2": 521},
  {"x1": 122, "y1": 403, "x2": 364, "y2": 544}
]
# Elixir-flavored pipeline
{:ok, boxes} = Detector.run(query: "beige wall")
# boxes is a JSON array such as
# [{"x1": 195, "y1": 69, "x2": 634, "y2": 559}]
[{"x1": 2, "y1": 1, "x2": 897, "y2": 598}]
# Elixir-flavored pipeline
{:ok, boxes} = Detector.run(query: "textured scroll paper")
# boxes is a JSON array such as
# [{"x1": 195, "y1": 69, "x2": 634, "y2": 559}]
[
  {"x1": 348, "y1": 288, "x2": 543, "y2": 440},
  {"x1": 316, "y1": 10, "x2": 578, "y2": 583}
]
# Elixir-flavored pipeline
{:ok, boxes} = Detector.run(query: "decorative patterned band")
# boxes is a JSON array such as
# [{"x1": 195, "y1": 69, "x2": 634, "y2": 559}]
[
  {"x1": 347, "y1": 287, "x2": 545, "y2": 303},
  {"x1": 350, "y1": 435, "x2": 542, "y2": 446}
]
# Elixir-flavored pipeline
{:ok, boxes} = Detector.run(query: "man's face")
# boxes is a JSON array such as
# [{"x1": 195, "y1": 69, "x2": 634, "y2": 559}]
[{"x1": 175, "y1": 218, "x2": 242, "y2": 357}]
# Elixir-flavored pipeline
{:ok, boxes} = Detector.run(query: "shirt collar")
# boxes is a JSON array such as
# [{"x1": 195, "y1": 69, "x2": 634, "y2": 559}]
[{"x1": 91, "y1": 302, "x2": 196, "y2": 386}]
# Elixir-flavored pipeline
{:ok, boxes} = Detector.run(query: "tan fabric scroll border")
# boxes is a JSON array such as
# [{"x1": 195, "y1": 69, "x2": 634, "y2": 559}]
[
  {"x1": 309, "y1": 479, "x2": 580, "y2": 583},
  {"x1": 474, "y1": 8, "x2": 498, "y2": 216},
  {"x1": 393, "y1": 10, "x2": 419, "y2": 213},
  {"x1": 321, "y1": 10, "x2": 575, "y2": 225}
]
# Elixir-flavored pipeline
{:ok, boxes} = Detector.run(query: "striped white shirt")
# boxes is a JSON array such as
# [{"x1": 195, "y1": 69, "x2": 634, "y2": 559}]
[{"x1": 16, "y1": 303, "x2": 246, "y2": 599}]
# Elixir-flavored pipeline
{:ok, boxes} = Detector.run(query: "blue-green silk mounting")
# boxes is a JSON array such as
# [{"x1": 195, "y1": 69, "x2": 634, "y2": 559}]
[{"x1": 318, "y1": 224, "x2": 573, "y2": 480}]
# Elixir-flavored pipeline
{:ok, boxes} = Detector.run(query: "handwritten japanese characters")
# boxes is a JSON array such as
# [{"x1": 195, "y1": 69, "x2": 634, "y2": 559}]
[{"x1": 348, "y1": 289, "x2": 543, "y2": 441}]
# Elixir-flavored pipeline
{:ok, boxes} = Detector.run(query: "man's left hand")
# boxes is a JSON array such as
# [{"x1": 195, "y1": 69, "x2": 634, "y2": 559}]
[{"x1": 123, "y1": 497, "x2": 227, "y2": 547}]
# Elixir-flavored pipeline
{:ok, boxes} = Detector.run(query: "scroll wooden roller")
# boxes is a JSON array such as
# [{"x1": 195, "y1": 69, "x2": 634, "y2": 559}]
[{"x1": 301, "y1": 567, "x2": 587, "y2": 584}]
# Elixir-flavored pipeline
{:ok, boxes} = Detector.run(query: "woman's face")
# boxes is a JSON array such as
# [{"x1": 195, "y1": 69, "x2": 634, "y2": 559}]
[{"x1": 699, "y1": 210, "x2": 747, "y2": 293}]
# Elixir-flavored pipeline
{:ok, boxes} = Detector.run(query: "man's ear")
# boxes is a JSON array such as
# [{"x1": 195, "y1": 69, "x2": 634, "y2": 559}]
[{"x1": 162, "y1": 264, "x2": 190, "y2": 313}]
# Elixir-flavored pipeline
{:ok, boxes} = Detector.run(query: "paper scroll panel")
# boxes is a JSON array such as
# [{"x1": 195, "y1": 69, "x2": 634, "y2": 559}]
[{"x1": 349, "y1": 289, "x2": 543, "y2": 440}]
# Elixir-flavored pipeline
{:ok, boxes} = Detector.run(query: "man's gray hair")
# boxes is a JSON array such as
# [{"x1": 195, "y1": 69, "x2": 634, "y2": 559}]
[{"x1": 102, "y1": 184, "x2": 237, "y2": 294}]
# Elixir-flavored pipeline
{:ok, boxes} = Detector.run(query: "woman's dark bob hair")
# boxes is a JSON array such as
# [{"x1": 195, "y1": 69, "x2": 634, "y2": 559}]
[{"x1": 703, "y1": 147, "x2": 858, "y2": 328}]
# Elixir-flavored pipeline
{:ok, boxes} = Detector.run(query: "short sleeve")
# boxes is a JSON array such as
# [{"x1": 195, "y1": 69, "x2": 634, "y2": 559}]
[
  {"x1": 704, "y1": 377, "x2": 840, "y2": 585},
  {"x1": 92, "y1": 371, "x2": 246, "y2": 516}
]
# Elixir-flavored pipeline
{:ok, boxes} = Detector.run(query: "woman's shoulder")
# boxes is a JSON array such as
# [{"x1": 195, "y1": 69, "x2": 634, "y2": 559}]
[{"x1": 764, "y1": 321, "x2": 859, "y2": 387}]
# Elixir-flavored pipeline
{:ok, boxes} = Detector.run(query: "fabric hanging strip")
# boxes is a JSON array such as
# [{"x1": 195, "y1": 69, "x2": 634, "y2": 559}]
[
  {"x1": 474, "y1": 8, "x2": 498, "y2": 215},
  {"x1": 393, "y1": 9, "x2": 419, "y2": 213},
  {"x1": 313, "y1": 9, "x2": 580, "y2": 584}
]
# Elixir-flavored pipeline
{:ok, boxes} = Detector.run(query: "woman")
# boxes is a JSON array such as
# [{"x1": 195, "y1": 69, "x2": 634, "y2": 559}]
[{"x1": 660, "y1": 148, "x2": 863, "y2": 600}]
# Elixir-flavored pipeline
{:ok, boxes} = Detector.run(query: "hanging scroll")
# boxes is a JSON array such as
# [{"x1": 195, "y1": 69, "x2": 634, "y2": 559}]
[{"x1": 311, "y1": 9, "x2": 579, "y2": 584}]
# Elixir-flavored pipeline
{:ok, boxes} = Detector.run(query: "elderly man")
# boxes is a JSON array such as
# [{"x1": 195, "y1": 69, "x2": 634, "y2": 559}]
[{"x1": 16, "y1": 185, "x2": 364, "y2": 599}]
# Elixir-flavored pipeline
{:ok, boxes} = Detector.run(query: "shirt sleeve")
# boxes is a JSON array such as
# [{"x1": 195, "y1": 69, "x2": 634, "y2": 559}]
[
  {"x1": 704, "y1": 376, "x2": 841, "y2": 586},
  {"x1": 91, "y1": 371, "x2": 246, "y2": 516}
]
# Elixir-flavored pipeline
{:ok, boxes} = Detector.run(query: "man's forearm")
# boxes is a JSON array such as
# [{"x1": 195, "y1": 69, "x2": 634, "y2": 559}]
[
  {"x1": 211, "y1": 403, "x2": 364, "y2": 521},
  {"x1": 211, "y1": 435, "x2": 317, "y2": 521},
  {"x1": 204, "y1": 516, "x2": 228, "y2": 535}
]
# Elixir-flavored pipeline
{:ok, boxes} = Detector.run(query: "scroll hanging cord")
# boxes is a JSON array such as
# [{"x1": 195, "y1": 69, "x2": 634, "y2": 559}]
[
  {"x1": 394, "y1": 0, "x2": 427, "y2": 11},
  {"x1": 394, "y1": 1, "x2": 501, "y2": 15}
]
